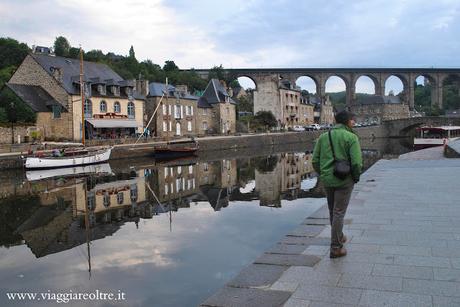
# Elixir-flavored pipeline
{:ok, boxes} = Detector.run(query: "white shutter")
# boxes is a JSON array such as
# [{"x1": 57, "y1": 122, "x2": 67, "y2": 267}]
[
  {"x1": 191, "y1": 106, "x2": 194, "y2": 116},
  {"x1": 187, "y1": 121, "x2": 192, "y2": 132},
  {"x1": 169, "y1": 121, "x2": 172, "y2": 131},
  {"x1": 163, "y1": 121, "x2": 167, "y2": 132},
  {"x1": 162, "y1": 104, "x2": 166, "y2": 115},
  {"x1": 169, "y1": 105, "x2": 172, "y2": 115},
  {"x1": 180, "y1": 105, "x2": 184, "y2": 118}
]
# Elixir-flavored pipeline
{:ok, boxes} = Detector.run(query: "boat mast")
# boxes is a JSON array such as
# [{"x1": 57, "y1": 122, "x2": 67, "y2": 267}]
[{"x1": 79, "y1": 48, "x2": 86, "y2": 146}]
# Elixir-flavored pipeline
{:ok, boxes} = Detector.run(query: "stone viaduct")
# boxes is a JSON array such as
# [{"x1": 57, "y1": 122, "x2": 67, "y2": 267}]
[{"x1": 193, "y1": 68, "x2": 460, "y2": 111}]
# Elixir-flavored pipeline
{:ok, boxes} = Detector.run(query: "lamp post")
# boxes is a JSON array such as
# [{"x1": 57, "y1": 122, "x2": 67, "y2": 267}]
[{"x1": 9, "y1": 101, "x2": 16, "y2": 144}]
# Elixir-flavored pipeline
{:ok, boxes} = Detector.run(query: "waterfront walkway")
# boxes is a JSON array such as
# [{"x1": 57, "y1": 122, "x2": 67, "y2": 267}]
[{"x1": 202, "y1": 148, "x2": 460, "y2": 306}]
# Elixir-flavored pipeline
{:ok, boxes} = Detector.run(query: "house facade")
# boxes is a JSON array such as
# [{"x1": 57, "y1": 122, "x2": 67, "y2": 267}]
[
  {"x1": 197, "y1": 79, "x2": 237, "y2": 135},
  {"x1": 146, "y1": 83, "x2": 199, "y2": 138},
  {"x1": 279, "y1": 83, "x2": 314, "y2": 128},
  {"x1": 351, "y1": 95, "x2": 410, "y2": 124},
  {"x1": 7, "y1": 53, "x2": 145, "y2": 141}
]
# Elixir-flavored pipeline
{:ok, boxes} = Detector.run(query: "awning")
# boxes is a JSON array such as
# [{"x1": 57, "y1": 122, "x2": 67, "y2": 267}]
[{"x1": 86, "y1": 119, "x2": 138, "y2": 128}]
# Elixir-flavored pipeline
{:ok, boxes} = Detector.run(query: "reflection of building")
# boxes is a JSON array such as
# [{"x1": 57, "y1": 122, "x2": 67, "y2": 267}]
[{"x1": 255, "y1": 153, "x2": 315, "y2": 206}]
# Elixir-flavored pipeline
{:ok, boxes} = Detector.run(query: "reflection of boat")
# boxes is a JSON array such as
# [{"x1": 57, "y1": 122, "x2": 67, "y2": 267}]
[
  {"x1": 154, "y1": 140, "x2": 199, "y2": 159},
  {"x1": 414, "y1": 126, "x2": 460, "y2": 150},
  {"x1": 26, "y1": 163, "x2": 112, "y2": 181},
  {"x1": 25, "y1": 147, "x2": 112, "y2": 169}
]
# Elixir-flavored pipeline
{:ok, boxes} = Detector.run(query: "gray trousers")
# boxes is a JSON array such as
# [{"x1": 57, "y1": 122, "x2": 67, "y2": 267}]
[{"x1": 325, "y1": 183, "x2": 354, "y2": 249}]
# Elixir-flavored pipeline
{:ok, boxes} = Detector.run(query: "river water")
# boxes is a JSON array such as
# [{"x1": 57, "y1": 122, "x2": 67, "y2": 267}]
[{"x1": 0, "y1": 138, "x2": 410, "y2": 306}]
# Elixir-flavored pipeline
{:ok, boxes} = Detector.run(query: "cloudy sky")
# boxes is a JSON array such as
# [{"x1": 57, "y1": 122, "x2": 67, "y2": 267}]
[{"x1": 1, "y1": 0, "x2": 459, "y2": 92}]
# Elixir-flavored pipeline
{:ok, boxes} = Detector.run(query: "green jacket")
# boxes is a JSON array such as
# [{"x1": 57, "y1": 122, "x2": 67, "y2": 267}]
[{"x1": 312, "y1": 124, "x2": 363, "y2": 187}]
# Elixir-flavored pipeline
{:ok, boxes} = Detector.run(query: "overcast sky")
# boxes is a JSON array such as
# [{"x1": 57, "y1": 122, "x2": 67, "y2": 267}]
[{"x1": 1, "y1": 0, "x2": 459, "y2": 92}]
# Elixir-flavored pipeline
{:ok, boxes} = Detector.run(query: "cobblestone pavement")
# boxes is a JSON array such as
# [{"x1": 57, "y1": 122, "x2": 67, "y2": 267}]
[{"x1": 201, "y1": 153, "x2": 460, "y2": 307}]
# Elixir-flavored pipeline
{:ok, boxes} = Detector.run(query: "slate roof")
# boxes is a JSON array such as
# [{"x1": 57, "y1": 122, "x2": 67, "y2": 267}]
[
  {"x1": 6, "y1": 83, "x2": 64, "y2": 112},
  {"x1": 201, "y1": 79, "x2": 236, "y2": 105},
  {"x1": 148, "y1": 82, "x2": 199, "y2": 100},
  {"x1": 30, "y1": 54, "x2": 145, "y2": 100}
]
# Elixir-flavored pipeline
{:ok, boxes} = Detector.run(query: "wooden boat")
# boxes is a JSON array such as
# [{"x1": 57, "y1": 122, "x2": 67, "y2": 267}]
[
  {"x1": 26, "y1": 162, "x2": 112, "y2": 181},
  {"x1": 153, "y1": 140, "x2": 198, "y2": 159},
  {"x1": 414, "y1": 126, "x2": 460, "y2": 150},
  {"x1": 25, "y1": 147, "x2": 112, "y2": 169}
]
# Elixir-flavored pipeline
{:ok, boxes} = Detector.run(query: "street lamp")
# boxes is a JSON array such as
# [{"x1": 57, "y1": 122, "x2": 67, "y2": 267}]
[{"x1": 9, "y1": 101, "x2": 17, "y2": 144}]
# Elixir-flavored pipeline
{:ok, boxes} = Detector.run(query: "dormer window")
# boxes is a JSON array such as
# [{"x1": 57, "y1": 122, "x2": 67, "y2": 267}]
[
  {"x1": 97, "y1": 84, "x2": 106, "y2": 95},
  {"x1": 225, "y1": 96, "x2": 230, "y2": 103},
  {"x1": 112, "y1": 86, "x2": 119, "y2": 96},
  {"x1": 125, "y1": 87, "x2": 133, "y2": 97}
]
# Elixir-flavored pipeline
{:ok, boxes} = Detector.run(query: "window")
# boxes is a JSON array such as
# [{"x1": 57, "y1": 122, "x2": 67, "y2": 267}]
[
  {"x1": 190, "y1": 106, "x2": 193, "y2": 116},
  {"x1": 52, "y1": 105, "x2": 61, "y2": 119},
  {"x1": 114, "y1": 101, "x2": 121, "y2": 113},
  {"x1": 163, "y1": 121, "x2": 167, "y2": 132},
  {"x1": 187, "y1": 121, "x2": 192, "y2": 132},
  {"x1": 176, "y1": 122, "x2": 181, "y2": 136},
  {"x1": 97, "y1": 84, "x2": 106, "y2": 95},
  {"x1": 162, "y1": 104, "x2": 167, "y2": 115},
  {"x1": 112, "y1": 86, "x2": 119, "y2": 96},
  {"x1": 169, "y1": 105, "x2": 172, "y2": 116},
  {"x1": 103, "y1": 192, "x2": 110, "y2": 207},
  {"x1": 203, "y1": 162, "x2": 209, "y2": 171},
  {"x1": 130, "y1": 184, "x2": 138, "y2": 202},
  {"x1": 128, "y1": 102, "x2": 135, "y2": 118},
  {"x1": 202, "y1": 121, "x2": 208, "y2": 131},
  {"x1": 203, "y1": 108, "x2": 208, "y2": 115},
  {"x1": 165, "y1": 184, "x2": 169, "y2": 195},
  {"x1": 169, "y1": 121, "x2": 172, "y2": 131},
  {"x1": 175, "y1": 105, "x2": 181, "y2": 119},
  {"x1": 84, "y1": 99, "x2": 92, "y2": 118},
  {"x1": 177, "y1": 166, "x2": 182, "y2": 174},
  {"x1": 185, "y1": 106, "x2": 190, "y2": 116},
  {"x1": 189, "y1": 165, "x2": 193, "y2": 174},
  {"x1": 117, "y1": 192, "x2": 124, "y2": 204},
  {"x1": 100, "y1": 100, "x2": 107, "y2": 113}
]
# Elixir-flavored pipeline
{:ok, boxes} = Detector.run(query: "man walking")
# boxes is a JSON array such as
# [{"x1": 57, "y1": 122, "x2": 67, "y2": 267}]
[{"x1": 312, "y1": 111, "x2": 362, "y2": 258}]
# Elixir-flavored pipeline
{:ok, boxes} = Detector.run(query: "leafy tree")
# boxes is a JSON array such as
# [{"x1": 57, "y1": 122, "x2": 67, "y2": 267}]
[
  {"x1": 0, "y1": 66, "x2": 16, "y2": 89},
  {"x1": 163, "y1": 60, "x2": 179, "y2": 72},
  {"x1": 129, "y1": 45, "x2": 136, "y2": 59},
  {"x1": 68, "y1": 47, "x2": 80, "y2": 59},
  {"x1": 253, "y1": 110, "x2": 277, "y2": 128},
  {"x1": 229, "y1": 79, "x2": 240, "y2": 88},
  {"x1": 0, "y1": 37, "x2": 29, "y2": 68},
  {"x1": 0, "y1": 107, "x2": 7, "y2": 123},
  {"x1": 208, "y1": 65, "x2": 226, "y2": 81},
  {"x1": 0, "y1": 88, "x2": 36, "y2": 123},
  {"x1": 53, "y1": 36, "x2": 71, "y2": 57}
]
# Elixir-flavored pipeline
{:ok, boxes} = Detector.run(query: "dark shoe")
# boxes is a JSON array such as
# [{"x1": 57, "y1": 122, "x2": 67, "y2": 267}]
[
  {"x1": 341, "y1": 234, "x2": 348, "y2": 244},
  {"x1": 330, "y1": 247, "x2": 347, "y2": 259}
]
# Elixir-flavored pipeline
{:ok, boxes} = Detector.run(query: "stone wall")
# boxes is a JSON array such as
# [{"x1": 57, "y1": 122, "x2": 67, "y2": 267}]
[
  {"x1": 0, "y1": 124, "x2": 36, "y2": 144},
  {"x1": 352, "y1": 103, "x2": 410, "y2": 124},
  {"x1": 254, "y1": 74, "x2": 282, "y2": 120}
]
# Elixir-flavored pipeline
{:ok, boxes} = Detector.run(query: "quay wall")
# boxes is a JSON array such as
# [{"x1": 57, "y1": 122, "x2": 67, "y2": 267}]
[{"x1": 0, "y1": 126, "x2": 385, "y2": 170}]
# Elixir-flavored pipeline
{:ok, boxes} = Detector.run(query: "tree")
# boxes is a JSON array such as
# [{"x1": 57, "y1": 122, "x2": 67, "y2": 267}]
[
  {"x1": 129, "y1": 45, "x2": 136, "y2": 59},
  {"x1": 68, "y1": 47, "x2": 80, "y2": 59},
  {"x1": 253, "y1": 110, "x2": 277, "y2": 128},
  {"x1": 163, "y1": 60, "x2": 179, "y2": 72},
  {"x1": 0, "y1": 37, "x2": 29, "y2": 68},
  {"x1": 208, "y1": 65, "x2": 226, "y2": 81},
  {"x1": 0, "y1": 107, "x2": 7, "y2": 123},
  {"x1": 53, "y1": 36, "x2": 70, "y2": 57},
  {"x1": 0, "y1": 88, "x2": 36, "y2": 123}
]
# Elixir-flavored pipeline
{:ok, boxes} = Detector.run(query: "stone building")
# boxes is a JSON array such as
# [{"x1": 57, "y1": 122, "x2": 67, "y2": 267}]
[
  {"x1": 311, "y1": 96, "x2": 334, "y2": 125},
  {"x1": 351, "y1": 95, "x2": 410, "y2": 124},
  {"x1": 279, "y1": 81, "x2": 314, "y2": 128},
  {"x1": 146, "y1": 82, "x2": 199, "y2": 138},
  {"x1": 197, "y1": 79, "x2": 237, "y2": 135},
  {"x1": 7, "y1": 53, "x2": 145, "y2": 141}
]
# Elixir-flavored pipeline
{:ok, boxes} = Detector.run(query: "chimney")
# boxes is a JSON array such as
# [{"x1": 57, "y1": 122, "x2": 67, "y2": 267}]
[
  {"x1": 50, "y1": 67, "x2": 62, "y2": 83},
  {"x1": 135, "y1": 79, "x2": 149, "y2": 96},
  {"x1": 175, "y1": 85, "x2": 189, "y2": 96}
]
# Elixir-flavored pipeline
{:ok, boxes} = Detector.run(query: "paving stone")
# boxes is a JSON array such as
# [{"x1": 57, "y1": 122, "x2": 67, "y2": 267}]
[
  {"x1": 434, "y1": 268, "x2": 460, "y2": 282},
  {"x1": 266, "y1": 243, "x2": 308, "y2": 255},
  {"x1": 394, "y1": 255, "x2": 451, "y2": 268},
  {"x1": 308, "y1": 302, "x2": 354, "y2": 307},
  {"x1": 372, "y1": 264, "x2": 433, "y2": 280},
  {"x1": 432, "y1": 246, "x2": 460, "y2": 257},
  {"x1": 286, "y1": 225, "x2": 325, "y2": 237},
  {"x1": 280, "y1": 236, "x2": 330, "y2": 246},
  {"x1": 254, "y1": 253, "x2": 321, "y2": 267},
  {"x1": 379, "y1": 245, "x2": 432, "y2": 256},
  {"x1": 291, "y1": 285, "x2": 362, "y2": 305},
  {"x1": 338, "y1": 273, "x2": 402, "y2": 291},
  {"x1": 403, "y1": 278, "x2": 460, "y2": 297},
  {"x1": 308, "y1": 206, "x2": 329, "y2": 219},
  {"x1": 339, "y1": 252, "x2": 395, "y2": 265},
  {"x1": 346, "y1": 243, "x2": 380, "y2": 254},
  {"x1": 282, "y1": 298, "x2": 311, "y2": 307},
  {"x1": 270, "y1": 281, "x2": 299, "y2": 292},
  {"x1": 359, "y1": 289, "x2": 432, "y2": 307},
  {"x1": 302, "y1": 245, "x2": 329, "y2": 256},
  {"x1": 277, "y1": 266, "x2": 341, "y2": 287},
  {"x1": 344, "y1": 223, "x2": 381, "y2": 230},
  {"x1": 201, "y1": 287, "x2": 291, "y2": 307},
  {"x1": 313, "y1": 260, "x2": 374, "y2": 275},
  {"x1": 302, "y1": 218, "x2": 329, "y2": 225},
  {"x1": 432, "y1": 295, "x2": 460, "y2": 307},
  {"x1": 227, "y1": 264, "x2": 287, "y2": 289}
]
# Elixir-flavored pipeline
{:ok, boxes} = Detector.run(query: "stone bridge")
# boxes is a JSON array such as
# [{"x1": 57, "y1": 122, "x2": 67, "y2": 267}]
[
  {"x1": 193, "y1": 68, "x2": 460, "y2": 110},
  {"x1": 383, "y1": 116, "x2": 460, "y2": 137}
]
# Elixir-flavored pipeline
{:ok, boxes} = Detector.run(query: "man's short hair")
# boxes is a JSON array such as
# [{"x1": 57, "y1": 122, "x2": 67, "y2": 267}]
[{"x1": 335, "y1": 110, "x2": 355, "y2": 125}]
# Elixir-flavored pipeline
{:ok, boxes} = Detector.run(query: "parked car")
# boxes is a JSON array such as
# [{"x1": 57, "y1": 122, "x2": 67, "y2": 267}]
[
  {"x1": 306, "y1": 124, "x2": 321, "y2": 131},
  {"x1": 292, "y1": 125, "x2": 305, "y2": 132}
]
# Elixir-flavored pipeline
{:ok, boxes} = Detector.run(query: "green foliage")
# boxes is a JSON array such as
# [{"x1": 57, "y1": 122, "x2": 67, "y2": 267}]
[
  {"x1": 209, "y1": 65, "x2": 226, "y2": 81},
  {"x1": 29, "y1": 130, "x2": 41, "y2": 140},
  {"x1": 235, "y1": 93, "x2": 253, "y2": 113},
  {"x1": 0, "y1": 65, "x2": 16, "y2": 89},
  {"x1": 129, "y1": 45, "x2": 136, "y2": 59},
  {"x1": 0, "y1": 37, "x2": 29, "y2": 68},
  {"x1": 53, "y1": 36, "x2": 70, "y2": 57},
  {"x1": 229, "y1": 79, "x2": 240, "y2": 88},
  {"x1": 0, "y1": 107, "x2": 7, "y2": 123},
  {"x1": 253, "y1": 155, "x2": 279, "y2": 173},
  {"x1": 253, "y1": 110, "x2": 277, "y2": 128},
  {"x1": 0, "y1": 88, "x2": 36, "y2": 123},
  {"x1": 163, "y1": 60, "x2": 179, "y2": 72},
  {"x1": 68, "y1": 47, "x2": 80, "y2": 59}
]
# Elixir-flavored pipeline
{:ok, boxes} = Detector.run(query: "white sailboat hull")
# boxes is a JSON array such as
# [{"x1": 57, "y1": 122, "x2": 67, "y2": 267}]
[
  {"x1": 26, "y1": 163, "x2": 113, "y2": 181},
  {"x1": 25, "y1": 148, "x2": 112, "y2": 169}
]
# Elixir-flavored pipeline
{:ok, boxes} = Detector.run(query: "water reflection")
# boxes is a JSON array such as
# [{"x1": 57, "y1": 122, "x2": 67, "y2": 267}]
[{"x1": 0, "y1": 145, "x2": 395, "y2": 307}]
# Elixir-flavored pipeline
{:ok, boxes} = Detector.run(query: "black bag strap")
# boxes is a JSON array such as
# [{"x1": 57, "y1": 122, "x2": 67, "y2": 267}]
[{"x1": 328, "y1": 130, "x2": 337, "y2": 161}]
